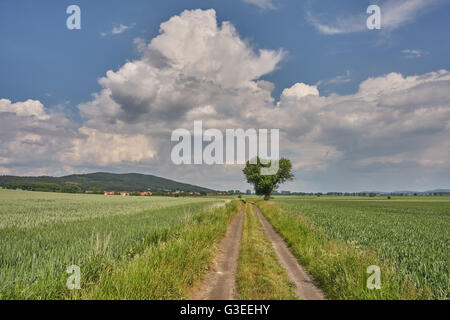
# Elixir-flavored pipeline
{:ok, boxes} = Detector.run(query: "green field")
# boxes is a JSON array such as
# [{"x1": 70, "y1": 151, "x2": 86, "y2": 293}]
[
  {"x1": 259, "y1": 196, "x2": 449, "y2": 299},
  {"x1": 1, "y1": 188, "x2": 448, "y2": 300},
  {"x1": 0, "y1": 189, "x2": 235, "y2": 299}
]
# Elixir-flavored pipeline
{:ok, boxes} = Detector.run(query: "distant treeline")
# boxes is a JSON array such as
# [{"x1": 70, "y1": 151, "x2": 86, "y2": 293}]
[
  {"x1": 2, "y1": 182, "x2": 96, "y2": 194},
  {"x1": 1, "y1": 182, "x2": 214, "y2": 196},
  {"x1": 1, "y1": 182, "x2": 212, "y2": 196}
]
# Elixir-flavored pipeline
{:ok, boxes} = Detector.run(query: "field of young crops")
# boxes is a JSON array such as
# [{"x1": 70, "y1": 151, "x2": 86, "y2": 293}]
[
  {"x1": 0, "y1": 189, "x2": 233, "y2": 299},
  {"x1": 2, "y1": 188, "x2": 448, "y2": 300},
  {"x1": 271, "y1": 196, "x2": 450, "y2": 299}
]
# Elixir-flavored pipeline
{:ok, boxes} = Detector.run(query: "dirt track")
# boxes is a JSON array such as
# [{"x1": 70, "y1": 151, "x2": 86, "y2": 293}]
[
  {"x1": 190, "y1": 206, "x2": 244, "y2": 300},
  {"x1": 252, "y1": 205, "x2": 326, "y2": 300}
]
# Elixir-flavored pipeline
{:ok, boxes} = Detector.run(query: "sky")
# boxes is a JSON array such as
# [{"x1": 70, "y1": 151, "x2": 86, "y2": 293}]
[{"x1": 0, "y1": 0, "x2": 449, "y2": 192}]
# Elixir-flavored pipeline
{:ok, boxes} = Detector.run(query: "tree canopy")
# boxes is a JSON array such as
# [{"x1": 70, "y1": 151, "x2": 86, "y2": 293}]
[{"x1": 243, "y1": 157, "x2": 294, "y2": 200}]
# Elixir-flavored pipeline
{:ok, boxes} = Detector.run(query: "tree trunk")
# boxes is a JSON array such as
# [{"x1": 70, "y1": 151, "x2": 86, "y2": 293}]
[{"x1": 264, "y1": 194, "x2": 271, "y2": 201}]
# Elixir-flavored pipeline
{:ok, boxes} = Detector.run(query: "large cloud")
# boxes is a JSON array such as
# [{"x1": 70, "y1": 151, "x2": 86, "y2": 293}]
[
  {"x1": 0, "y1": 99, "x2": 75, "y2": 175},
  {"x1": 280, "y1": 71, "x2": 450, "y2": 167},
  {"x1": 1, "y1": 9, "x2": 449, "y2": 191},
  {"x1": 79, "y1": 9, "x2": 283, "y2": 126}
]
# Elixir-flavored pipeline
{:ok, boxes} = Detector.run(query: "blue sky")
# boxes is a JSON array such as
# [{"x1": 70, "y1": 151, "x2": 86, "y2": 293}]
[{"x1": 1, "y1": 0, "x2": 449, "y2": 192}]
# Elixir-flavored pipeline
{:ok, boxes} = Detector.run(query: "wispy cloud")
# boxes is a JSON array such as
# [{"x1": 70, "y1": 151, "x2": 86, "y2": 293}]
[
  {"x1": 112, "y1": 24, "x2": 131, "y2": 34},
  {"x1": 307, "y1": 11, "x2": 366, "y2": 35},
  {"x1": 101, "y1": 23, "x2": 135, "y2": 37},
  {"x1": 402, "y1": 49, "x2": 429, "y2": 58},
  {"x1": 317, "y1": 70, "x2": 351, "y2": 87},
  {"x1": 308, "y1": 0, "x2": 440, "y2": 35},
  {"x1": 242, "y1": 0, "x2": 276, "y2": 10}
]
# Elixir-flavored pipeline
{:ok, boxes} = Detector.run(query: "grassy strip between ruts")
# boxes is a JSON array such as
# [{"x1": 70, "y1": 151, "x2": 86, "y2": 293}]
[
  {"x1": 236, "y1": 203, "x2": 297, "y2": 300},
  {"x1": 255, "y1": 201, "x2": 433, "y2": 300},
  {"x1": 72, "y1": 200, "x2": 242, "y2": 299}
]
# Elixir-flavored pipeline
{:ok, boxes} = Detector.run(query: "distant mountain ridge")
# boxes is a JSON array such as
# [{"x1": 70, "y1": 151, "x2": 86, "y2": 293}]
[{"x1": 0, "y1": 172, "x2": 215, "y2": 193}]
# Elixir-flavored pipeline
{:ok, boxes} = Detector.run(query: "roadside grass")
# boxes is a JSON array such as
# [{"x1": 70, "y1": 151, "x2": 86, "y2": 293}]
[
  {"x1": 236, "y1": 203, "x2": 297, "y2": 300},
  {"x1": 256, "y1": 201, "x2": 433, "y2": 300},
  {"x1": 2, "y1": 204, "x2": 209, "y2": 299},
  {"x1": 76, "y1": 200, "x2": 242, "y2": 299}
]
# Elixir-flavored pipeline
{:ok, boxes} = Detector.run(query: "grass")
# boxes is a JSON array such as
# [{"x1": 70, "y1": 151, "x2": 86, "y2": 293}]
[
  {"x1": 236, "y1": 203, "x2": 297, "y2": 300},
  {"x1": 0, "y1": 189, "x2": 235, "y2": 299},
  {"x1": 256, "y1": 200, "x2": 438, "y2": 299},
  {"x1": 273, "y1": 197, "x2": 450, "y2": 299},
  {"x1": 77, "y1": 200, "x2": 242, "y2": 299},
  {"x1": 3, "y1": 188, "x2": 446, "y2": 300}
]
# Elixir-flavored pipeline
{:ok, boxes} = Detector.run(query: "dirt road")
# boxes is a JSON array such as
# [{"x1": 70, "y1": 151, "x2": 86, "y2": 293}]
[
  {"x1": 253, "y1": 205, "x2": 326, "y2": 300},
  {"x1": 190, "y1": 206, "x2": 244, "y2": 300}
]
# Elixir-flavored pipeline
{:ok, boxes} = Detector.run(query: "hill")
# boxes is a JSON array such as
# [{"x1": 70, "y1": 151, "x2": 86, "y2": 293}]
[{"x1": 0, "y1": 172, "x2": 215, "y2": 193}]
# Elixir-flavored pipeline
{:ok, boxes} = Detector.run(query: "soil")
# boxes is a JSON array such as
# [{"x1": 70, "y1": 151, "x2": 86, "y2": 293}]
[{"x1": 189, "y1": 206, "x2": 244, "y2": 300}]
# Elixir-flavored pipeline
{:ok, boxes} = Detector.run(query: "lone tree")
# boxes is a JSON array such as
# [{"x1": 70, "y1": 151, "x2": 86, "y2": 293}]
[{"x1": 243, "y1": 157, "x2": 294, "y2": 200}]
